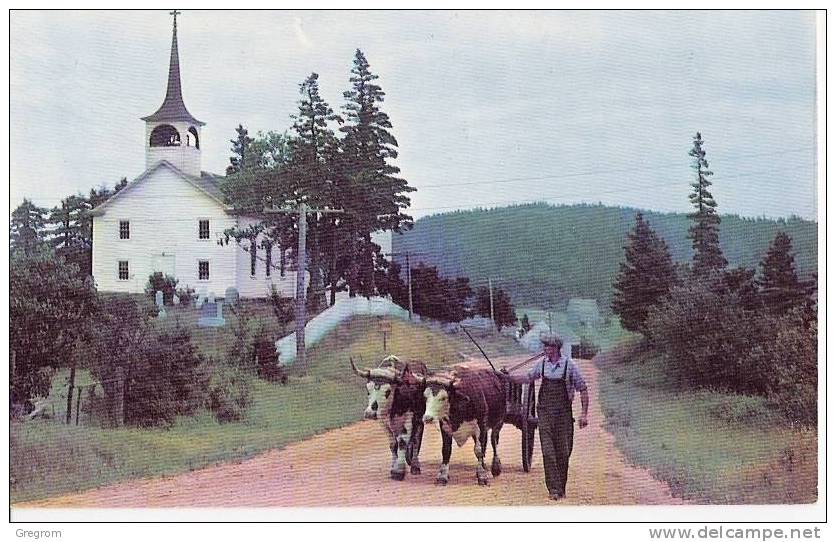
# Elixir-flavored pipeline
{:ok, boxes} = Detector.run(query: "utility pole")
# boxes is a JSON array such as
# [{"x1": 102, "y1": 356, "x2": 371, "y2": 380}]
[
  {"x1": 384, "y1": 250, "x2": 427, "y2": 320},
  {"x1": 266, "y1": 202, "x2": 344, "y2": 374},
  {"x1": 488, "y1": 277, "x2": 495, "y2": 331}
]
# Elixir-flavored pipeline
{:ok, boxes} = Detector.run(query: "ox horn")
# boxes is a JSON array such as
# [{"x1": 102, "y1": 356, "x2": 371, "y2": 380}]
[{"x1": 349, "y1": 357, "x2": 370, "y2": 379}]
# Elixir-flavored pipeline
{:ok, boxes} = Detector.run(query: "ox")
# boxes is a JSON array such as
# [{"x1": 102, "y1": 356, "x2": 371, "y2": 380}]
[
  {"x1": 423, "y1": 367, "x2": 506, "y2": 486},
  {"x1": 350, "y1": 356, "x2": 427, "y2": 480}
]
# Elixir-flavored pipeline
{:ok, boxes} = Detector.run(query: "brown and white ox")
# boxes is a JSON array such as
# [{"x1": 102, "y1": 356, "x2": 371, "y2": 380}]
[
  {"x1": 423, "y1": 367, "x2": 506, "y2": 486},
  {"x1": 350, "y1": 356, "x2": 427, "y2": 480}
]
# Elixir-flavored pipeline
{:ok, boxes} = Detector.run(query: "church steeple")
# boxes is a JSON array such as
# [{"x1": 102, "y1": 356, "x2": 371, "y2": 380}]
[
  {"x1": 142, "y1": 10, "x2": 203, "y2": 176},
  {"x1": 141, "y1": 10, "x2": 203, "y2": 126}
]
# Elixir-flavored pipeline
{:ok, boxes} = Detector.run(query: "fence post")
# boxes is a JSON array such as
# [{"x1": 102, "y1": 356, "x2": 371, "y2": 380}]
[{"x1": 74, "y1": 386, "x2": 82, "y2": 426}]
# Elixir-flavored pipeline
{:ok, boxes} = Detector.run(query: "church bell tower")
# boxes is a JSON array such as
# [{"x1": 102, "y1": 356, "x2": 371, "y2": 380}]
[{"x1": 141, "y1": 10, "x2": 204, "y2": 176}]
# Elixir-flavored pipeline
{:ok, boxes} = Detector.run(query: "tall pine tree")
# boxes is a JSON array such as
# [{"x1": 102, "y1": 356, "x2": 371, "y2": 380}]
[
  {"x1": 340, "y1": 49, "x2": 415, "y2": 297},
  {"x1": 226, "y1": 124, "x2": 255, "y2": 175},
  {"x1": 10, "y1": 199, "x2": 49, "y2": 256},
  {"x1": 687, "y1": 132, "x2": 726, "y2": 275},
  {"x1": 757, "y1": 231, "x2": 808, "y2": 315},
  {"x1": 612, "y1": 213, "x2": 678, "y2": 334}
]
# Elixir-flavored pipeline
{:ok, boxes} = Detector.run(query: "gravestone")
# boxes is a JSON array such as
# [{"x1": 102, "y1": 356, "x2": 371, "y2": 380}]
[
  {"x1": 172, "y1": 294, "x2": 180, "y2": 305},
  {"x1": 155, "y1": 290, "x2": 164, "y2": 308},
  {"x1": 224, "y1": 287, "x2": 239, "y2": 306},
  {"x1": 208, "y1": 292, "x2": 216, "y2": 305},
  {"x1": 197, "y1": 298, "x2": 226, "y2": 327},
  {"x1": 195, "y1": 290, "x2": 206, "y2": 310}
]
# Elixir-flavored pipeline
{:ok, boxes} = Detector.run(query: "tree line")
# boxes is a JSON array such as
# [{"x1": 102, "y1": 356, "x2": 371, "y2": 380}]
[
  {"x1": 9, "y1": 178, "x2": 128, "y2": 273},
  {"x1": 391, "y1": 203, "x2": 816, "y2": 310},
  {"x1": 612, "y1": 132, "x2": 817, "y2": 426}
]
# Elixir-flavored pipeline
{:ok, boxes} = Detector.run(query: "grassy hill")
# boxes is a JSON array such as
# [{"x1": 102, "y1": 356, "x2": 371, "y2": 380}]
[{"x1": 393, "y1": 203, "x2": 817, "y2": 308}]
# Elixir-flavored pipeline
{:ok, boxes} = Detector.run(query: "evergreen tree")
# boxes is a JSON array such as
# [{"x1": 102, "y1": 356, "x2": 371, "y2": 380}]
[
  {"x1": 340, "y1": 49, "x2": 416, "y2": 296},
  {"x1": 49, "y1": 194, "x2": 90, "y2": 272},
  {"x1": 757, "y1": 231, "x2": 808, "y2": 315},
  {"x1": 10, "y1": 199, "x2": 49, "y2": 256},
  {"x1": 226, "y1": 124, "x2": 255, "y2": 175},
  {"x1": 612, "y1": 212, "x2": 678, "y2": 334},
  {"x1": 285, "y1": 73, "x2": 343, "y2": 309},
  {"x1": 475, "y1": 285, "x2": 517, "y2": 330},
  {"x1": 687, "y1": 132, "x2": 727, "y2": 275}
]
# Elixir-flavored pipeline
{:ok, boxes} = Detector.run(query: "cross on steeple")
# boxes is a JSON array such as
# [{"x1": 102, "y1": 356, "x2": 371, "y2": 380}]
[{"x1": 170, "y1": 9, "x2": 181, "y2": 29}]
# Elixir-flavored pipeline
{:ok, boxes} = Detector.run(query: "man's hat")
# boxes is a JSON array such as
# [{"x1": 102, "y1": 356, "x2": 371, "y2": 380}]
[{"x1": 540, "y1": 332, "x2": 562, "y2": 347}]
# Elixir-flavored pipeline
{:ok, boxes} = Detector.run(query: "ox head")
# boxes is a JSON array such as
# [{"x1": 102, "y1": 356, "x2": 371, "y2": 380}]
[
  {"x1": 350, "y1": 357, "x2": 402, "y2": 420},
  {"x1": 422, "y1": 375, "x2": 468, "y2": 426}
]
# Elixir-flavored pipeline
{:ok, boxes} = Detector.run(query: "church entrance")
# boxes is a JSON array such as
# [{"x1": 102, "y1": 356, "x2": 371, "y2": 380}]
[{"x1": 152, "y1": 252, "x2": 176, "y2": 277}]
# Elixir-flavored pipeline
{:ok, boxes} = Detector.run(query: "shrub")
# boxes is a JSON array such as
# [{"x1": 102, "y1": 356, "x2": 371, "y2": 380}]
[
  {"x1": 577, "y1": 335, "x2": 601, "y2": 359},
  {"x1": 254, "y1": 337, "x2": 287, "y2": 384},
  {"x1": 206, "y1": 365, "x2": 253, "y2": 423},
  {"x1": 226, "y1": 304, "x2": 258, "y2": 373},
  {"x1": 645, "y1": 273, "x2": 771, "y2": 394},
  {"x1": 144, "y1": 272, "x2": 179, "y2": 305},
  {"x1": 743, "y1": 309, "x2": 817, "y2": 426},
  {"x1": 269, "y1": 284, "x2": 294, "y2": 332},
  {"x1": 123, "y1": 323, "x2": 209, "y2": 427}
]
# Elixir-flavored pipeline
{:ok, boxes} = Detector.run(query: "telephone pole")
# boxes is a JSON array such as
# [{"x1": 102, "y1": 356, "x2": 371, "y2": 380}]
[
  {"x1": 266, "y1": 202, "x2": 344, "y2": 374},
  {"x1": 488, "y1": 277, "x2": 495, "y2": 332},
  {"x1": 384, "y1": 250, "x2": 427, "y2": 320}
]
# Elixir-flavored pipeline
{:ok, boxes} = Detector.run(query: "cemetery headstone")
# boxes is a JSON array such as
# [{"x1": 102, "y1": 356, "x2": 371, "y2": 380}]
[
  {"x1": 155, "y1": 290, "x2": 164, "y2": 308},
  {"x1": 224, "y1": 287, "x2": 240, "y2": 306}
]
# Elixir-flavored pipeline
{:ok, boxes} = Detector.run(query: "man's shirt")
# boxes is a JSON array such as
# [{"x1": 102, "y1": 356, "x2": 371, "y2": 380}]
[{"x1": 524, "y1": 354, "x2": 588, "y2": 404}]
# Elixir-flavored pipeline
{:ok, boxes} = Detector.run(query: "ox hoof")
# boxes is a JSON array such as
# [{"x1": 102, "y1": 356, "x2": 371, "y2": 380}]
[
  {"x1": 477, "y1": 476, "x2": 490, "y2": 486},
  {"x1": 491, "y1": 461, "x2": 502, "y2": 477},
  {"x1": 390, "y1": 470, "x2": 406, "y2": 481},
  {"x1": 411, "y1": 465, "x2": 422, "y2": 475},
  {"x1": 435, "y1": 477, "x2": 449, "y2": 486}
]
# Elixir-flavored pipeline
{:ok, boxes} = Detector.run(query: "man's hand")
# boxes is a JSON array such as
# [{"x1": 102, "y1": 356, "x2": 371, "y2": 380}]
[{"x1": 578, "y1": 414, "x2": 588, "y2": 429}]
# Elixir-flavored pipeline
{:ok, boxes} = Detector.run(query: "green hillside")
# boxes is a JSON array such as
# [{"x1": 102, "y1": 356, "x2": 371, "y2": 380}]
[{"x1": 392, "y1": 203, "x2": 817, "y2": 309}]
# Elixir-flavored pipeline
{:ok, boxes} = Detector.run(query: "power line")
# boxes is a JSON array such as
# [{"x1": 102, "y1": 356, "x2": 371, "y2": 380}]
[{"x1": 414, "y1": 147, "x2": 815, "y2": 189}]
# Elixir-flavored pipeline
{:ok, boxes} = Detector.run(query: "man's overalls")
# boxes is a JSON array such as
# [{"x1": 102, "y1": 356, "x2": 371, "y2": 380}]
[{"x1": 537, "y1": 356, "x2": 573, "y2": 497}]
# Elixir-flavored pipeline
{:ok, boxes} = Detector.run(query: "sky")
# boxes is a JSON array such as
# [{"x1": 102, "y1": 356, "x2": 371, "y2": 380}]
[{"x1": 9, "y1": 10, "x2": 819, "y2": 220}]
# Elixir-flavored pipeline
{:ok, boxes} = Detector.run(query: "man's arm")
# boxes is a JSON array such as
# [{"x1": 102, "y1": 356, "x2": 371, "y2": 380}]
[
  {"x1": 501, "y1": 360, "x2": 541, "y2": 384},
  {"x1": 578, "y1": 389, "x2": 589, "y2": 428}
]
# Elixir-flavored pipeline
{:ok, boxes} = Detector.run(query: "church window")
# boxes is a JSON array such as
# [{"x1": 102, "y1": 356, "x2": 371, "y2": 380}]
[
  {"x1": 118, "y1": 260, "x2": 129, "y2": 280},
  {"x1": 199, "y1": 260, "x2": 210, "y2": 281},
  {"x1": 119, "y1": 220, "x2": 130, "y2": 239},
  {"x1": 265, "y1": 243, "x2": 272, "y2": 278},
  {"x1": 250, "y1": 241, "x2": 257, "y2": 277},
  {"x1": 187, "y1": 127, "x2": 200, "y2": 149},
  {"x1": 149, "y1": 124, "x2": 181, "y2": 147},
  {"x1": 199, "y1": 220, "x2": 210, "y2": 239}
]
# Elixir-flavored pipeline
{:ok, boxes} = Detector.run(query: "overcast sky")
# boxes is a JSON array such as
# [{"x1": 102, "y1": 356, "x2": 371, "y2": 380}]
[{"x1": 10, "y1": 10, "x2": 818, "y2": 220}]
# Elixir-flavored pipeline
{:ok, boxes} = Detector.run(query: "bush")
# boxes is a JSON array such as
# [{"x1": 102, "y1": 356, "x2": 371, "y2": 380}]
[
  {"x1": 206, "y1": 365, "x2": 253, "y2": 423},
  {"x1": 577, "y1": 335, "x2": 601, "y2": 359},
  {"x1": 254, "y1": 338, "x2": 287, "y2": 384},
  {"x1": 645, "y1": 273, "x2": 771, "y2": 394},
  {"x1": 144, "y1": 272, "x2": 179, "y2": 305},
  {"x1": 743, "y1": 309, "x2": 817, "y2": 426},
  {"x1": 123, "y1": 323, "x2": 208, "y2": 427}
]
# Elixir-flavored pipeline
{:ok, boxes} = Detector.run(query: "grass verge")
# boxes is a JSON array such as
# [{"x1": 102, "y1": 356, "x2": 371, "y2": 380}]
[
  {"x1": 11, "y1": 315, "x2": 525, "y2": 504},
  {"x1": 595, "y1": 341, "x2": 817, "y2": 504}
]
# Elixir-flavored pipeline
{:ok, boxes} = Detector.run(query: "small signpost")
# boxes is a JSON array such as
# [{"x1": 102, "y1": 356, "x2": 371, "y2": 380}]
[{"x1": 378, "y1": 318, "x2": 392, "y2": 353}]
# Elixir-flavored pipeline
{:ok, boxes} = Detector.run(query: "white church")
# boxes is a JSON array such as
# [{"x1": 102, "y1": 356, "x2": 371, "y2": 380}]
[{"x1": 91, "y1": 15, "x2": 300, "y2": 299}]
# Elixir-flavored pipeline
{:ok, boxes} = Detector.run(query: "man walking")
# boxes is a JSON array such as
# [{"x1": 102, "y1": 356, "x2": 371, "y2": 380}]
[{"x1": 504, "y1": 333, "x2": 589, "y2": 500}]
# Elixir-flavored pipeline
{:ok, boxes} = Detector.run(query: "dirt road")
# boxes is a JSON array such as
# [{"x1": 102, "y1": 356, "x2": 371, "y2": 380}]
[{"x1": 19, "y1": 357, "x2": 683, "y2": 507}]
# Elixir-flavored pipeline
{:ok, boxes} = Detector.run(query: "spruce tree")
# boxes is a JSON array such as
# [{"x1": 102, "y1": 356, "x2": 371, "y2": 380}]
[
  {"x1": 687, "y1": 132, "x2": 726, "y2": 275},
  {"x1": 612, "y1": 212, "x2": 677, "y2": 334},
  {"x1": 758, "y1": 231, "x2": 808, "y2": 315},
  {"x1": 10, "y1": 199, "x2": 49, "y2": 256},
  {"x1": 286, "y1": 73, "x2": 342, "y2": 308},
  {"x1": 49, "y1": 195, "x2": 90, "y2": 273},
  {"x1": 226, "y1": 124, "x2": 254, "y2": 175},
  {"x1": 340, "y1": 49, "x2": 416, "y2": 296}
]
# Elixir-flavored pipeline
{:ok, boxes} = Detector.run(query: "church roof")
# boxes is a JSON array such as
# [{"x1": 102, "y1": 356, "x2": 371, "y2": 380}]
[
  {"x1": 141, "y1": 16, "x2": 204, "y2": 126},
  {"x1": 89, "y1": 161, "x2": 230, "y2": 216}
]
